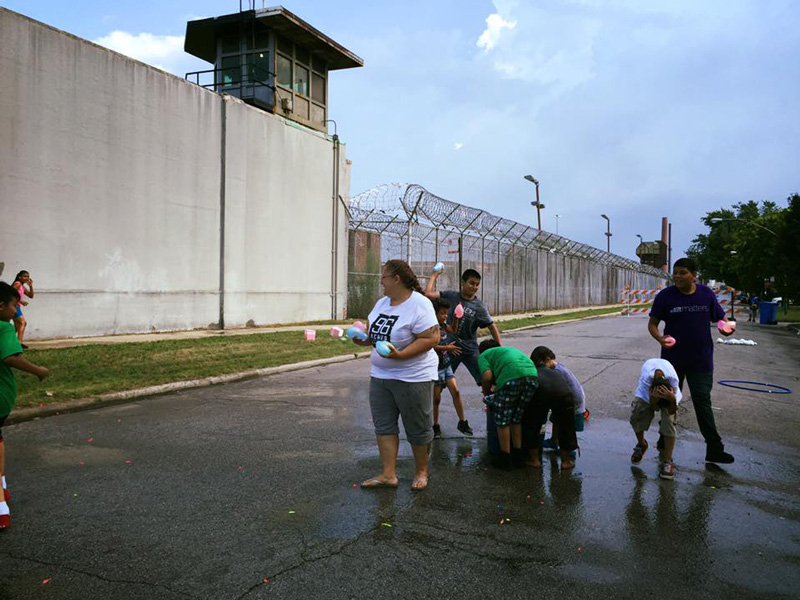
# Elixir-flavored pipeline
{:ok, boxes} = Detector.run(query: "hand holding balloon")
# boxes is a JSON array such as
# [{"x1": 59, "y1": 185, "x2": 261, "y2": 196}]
[
  {"x1": 433, "y1": 262, "x2": 444, "y2": 273},
  {"x1": 375, "y1": 340, "x2": 397, "y2": 357},
  {"x1": 346, "y1": 326, "x2": 369, "y2": 342},
  {"x1": 454, "y1": 303, "x2": 465, "y2": 319},
  {"x1": 717, "y1": 320, "x2": 736, "y2": 335},
  {"x1": 663, "y1": 335, "x2": 676, "y2": 348}
]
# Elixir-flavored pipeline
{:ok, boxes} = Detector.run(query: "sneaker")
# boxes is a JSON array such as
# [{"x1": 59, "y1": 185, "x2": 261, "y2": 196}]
[
  {"x1": 542, "y1": 439, "x2": 560, "y2": 452},
  {"x1": 433, "y1": 424, "x2": 442, "y2": 439},
  {"x1": 705, "y1": 449, "x2": 734, "y2": 464},
  {"x1": 457, "y1": 420, "x2": 473, "y2": 436},
  {"x1": 659, "y1": 462, "x2": 675, "y2": 480},
  {"x1": 631, "y1": 441, "x2": 648, "y2": 464}
]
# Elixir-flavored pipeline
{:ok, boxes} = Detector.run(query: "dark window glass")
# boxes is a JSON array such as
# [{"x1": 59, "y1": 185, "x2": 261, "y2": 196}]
[
  {"x1": 312, "y1": 55, "x2": 327, "y2": 73},
  {"x1": 245, "y1": 30, "x2": 269, "y2": 50},
  {"x1": 277, "y1": 54, "x2": 292, "y2": 88},
  {"x1": 249, "y1": 52, "x2": 270, "y2": 83},
  {"x1": 276, "y1": 35, "x2": 292, "y2": 55},
  {"x1": 295, "y1": 64, "x2": 309, "y2": 96},
  {"x1": 221, "y1": 36, "x2": 239, "y2": 54},
  {"x1": 221, "y1": 55, "x2": 241, "y2": 87},
  {"x1": 311, "y1": 72, "x2": 326, "y2": 104},
  {"x1": 295, "y1": 46, "x2": 310, "y2": 65}
]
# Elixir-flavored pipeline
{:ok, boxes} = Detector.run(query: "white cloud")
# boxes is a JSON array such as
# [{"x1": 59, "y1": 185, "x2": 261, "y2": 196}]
[
  {"x1": 454, "y1": 142, "x2": 464, "y2": 151},
  {"x1": 476, "y1": 13, "x2": 517, "y2": 52},
  {"x1": 475, "y1": 5, "x2": 600, "y2": 95},
  {"x1": 94, "y1": 31, "x2": 185, "y2": 72}
]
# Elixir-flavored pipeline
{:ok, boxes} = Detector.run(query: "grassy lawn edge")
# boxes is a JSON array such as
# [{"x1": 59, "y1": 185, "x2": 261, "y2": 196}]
[{"x1": 11, "y1": 306, "x2": 622, "y2": 413}]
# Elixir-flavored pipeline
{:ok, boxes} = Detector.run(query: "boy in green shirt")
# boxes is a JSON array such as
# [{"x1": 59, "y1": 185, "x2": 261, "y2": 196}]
[
  {"x1": 0, "y1": 281, "x2": 50, "y2": 530},
  {"x1": 478, "y1": 340, "x2": 538, "y2": 469}
]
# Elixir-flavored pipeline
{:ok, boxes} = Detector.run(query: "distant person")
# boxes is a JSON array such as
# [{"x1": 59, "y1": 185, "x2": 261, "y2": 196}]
[
  {"x1": 520, "y1": 361, "x2": 579, "y2": 471},
  {"x1": 648, "y1": 258, "x2": 735, "y2": 464},
  {"x1": 351, "y1": 260, "x2": 439, "y2": 492},
  {"x1": 630, "y1": 359, "x2": 682, "y2": 480},
  {"x1": 530, "y1": 346, "x2": 587, "y2": 452},
  {"x1": 0, "y1": 281, "x2": 50, "y2": 529},
  {"x1": 748, "y1": 295, "x2": 760, "y2": 322},
  {"x1": 430, "y1": 297, "x2": 472, "y2": 438},
  {"x1": 11, "y1": 271, "x2": 34, "y2": 349},
  {"x1": 478, "y1": 340, "x2": 538, "y2": 469},
  {"x1": 425, "y1": 268, "x2": 502, "y2": 386}
]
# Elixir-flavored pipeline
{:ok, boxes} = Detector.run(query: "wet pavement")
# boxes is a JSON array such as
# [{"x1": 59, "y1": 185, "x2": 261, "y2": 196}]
[{"x1": 1, "y1": 316, "x2": 799, "y2": 599}]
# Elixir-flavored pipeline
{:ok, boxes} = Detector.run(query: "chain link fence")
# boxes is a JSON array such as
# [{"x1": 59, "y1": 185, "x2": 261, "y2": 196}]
[{"x1": 347, "y1": 183, "x2": 668, "y2": 318}]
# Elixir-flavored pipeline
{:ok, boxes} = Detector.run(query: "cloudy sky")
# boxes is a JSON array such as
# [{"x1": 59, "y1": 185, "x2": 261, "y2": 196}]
[{"x1": 5, "y1": 0, "x2": 799, "y2": 260}]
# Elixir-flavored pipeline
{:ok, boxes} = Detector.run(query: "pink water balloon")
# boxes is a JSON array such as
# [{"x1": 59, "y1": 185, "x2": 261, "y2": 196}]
[{"x1": 454, "y1": 303, "x2": 465, "y2": 319}]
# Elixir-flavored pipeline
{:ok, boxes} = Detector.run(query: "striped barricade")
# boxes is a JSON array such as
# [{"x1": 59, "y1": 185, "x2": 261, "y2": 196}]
[
  {"x1": 619, "y1": 287, "x2": 664, "y2": 316},
  {"x1": 621, "y1": 286, "x2": 748, "y2": 317}
]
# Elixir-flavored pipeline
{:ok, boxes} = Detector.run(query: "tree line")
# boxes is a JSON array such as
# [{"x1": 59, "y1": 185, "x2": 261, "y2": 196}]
[{"x1": 687, "y1": 194, "x2": 799, "y2": 304}]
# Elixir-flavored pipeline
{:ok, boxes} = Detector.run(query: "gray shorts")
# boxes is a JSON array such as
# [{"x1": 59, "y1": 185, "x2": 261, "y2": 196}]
[
  {"x1": 369, "y1": 377, "x2": 434, "y2": 446},
  {"x1": 630, "y1": 398, "x2": 677, "y2": 438}
]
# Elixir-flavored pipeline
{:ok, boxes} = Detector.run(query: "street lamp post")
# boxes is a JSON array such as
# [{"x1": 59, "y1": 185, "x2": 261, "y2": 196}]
[
  {"x1": 524, "y1": 175, "x2": 545, "y2": 230},
  {"x1": 601, "y1": 214, "x2": 612, "y2": 253},
  {"x1": 554, "y1": 214, "x2": 561, "y2": 235},
  {"x1": 636, "y1": 234, "x2": 643, "y2": 245}
]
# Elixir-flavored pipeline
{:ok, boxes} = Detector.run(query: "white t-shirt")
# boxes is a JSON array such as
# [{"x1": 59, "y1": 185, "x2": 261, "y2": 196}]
[
  {"x1": 367, "y1": 291, "x2": 439, "y2": 382},
  {"x1": 634, "y1": 358, "x2": 683, "y2": 405}
]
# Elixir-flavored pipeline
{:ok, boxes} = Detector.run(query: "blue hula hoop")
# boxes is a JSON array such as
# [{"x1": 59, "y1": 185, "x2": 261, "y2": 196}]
[{"x1": 718, "y1": 380, "x2": 792, "y2": 394}]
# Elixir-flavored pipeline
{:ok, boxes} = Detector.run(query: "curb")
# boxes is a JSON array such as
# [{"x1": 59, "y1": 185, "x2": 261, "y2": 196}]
[
  {"x1": 7, "y1": 351, "x2": 372, "y2": 425},
  {"x1": 8, "y1": 310, "x2": 624, "y2": 424},
  {"x1": 501, "y1": 310, "x2": 620, "y2": 334}
]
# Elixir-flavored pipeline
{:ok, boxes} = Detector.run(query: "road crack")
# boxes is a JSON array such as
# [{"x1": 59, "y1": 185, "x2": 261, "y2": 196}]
[{"x1": 0, "y1": 550, "x2": 201, "y2": 598}]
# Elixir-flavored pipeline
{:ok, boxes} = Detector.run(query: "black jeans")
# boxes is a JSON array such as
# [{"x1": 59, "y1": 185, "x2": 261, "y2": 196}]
[
  {"x1": 449, "y1": 349, "x2": 482, "y2": 385},
  {"x1": 674, "y1": 368, "x2": 723, "y2": 451},
  {"x1": 522, "y1": 394, "x2": 578, "y2": 452}
]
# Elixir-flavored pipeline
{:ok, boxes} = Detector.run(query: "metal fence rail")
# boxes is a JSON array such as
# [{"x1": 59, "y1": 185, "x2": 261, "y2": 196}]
[{"x1": 347, "y1": 183, "x2": 668, "y2": 317}]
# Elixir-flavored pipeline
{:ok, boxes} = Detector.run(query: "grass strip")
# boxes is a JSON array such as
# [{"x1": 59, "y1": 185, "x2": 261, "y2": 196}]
[
  {"x1": 776, "y1": 305, "x2": 800, "y2": 323},
  {"x1": 13, "y1": 306, "x2": 622, "y2": 409},
  {"x1": 495, "y1": 306, "x2": 621, "y2": 332}
]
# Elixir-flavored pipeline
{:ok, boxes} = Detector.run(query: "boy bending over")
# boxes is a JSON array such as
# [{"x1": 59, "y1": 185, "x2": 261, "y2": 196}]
[
  {"x1": 630, "y1": 358, "x2": 682, "y2": 480},
  {"x1": 478, "y1": 340, "x2": 537, "y2": 469}
]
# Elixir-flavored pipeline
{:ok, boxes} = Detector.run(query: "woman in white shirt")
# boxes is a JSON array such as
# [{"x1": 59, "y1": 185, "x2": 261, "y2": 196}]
[{"x1": 352, "y1": 260, "x2": 439, "y2": 491}]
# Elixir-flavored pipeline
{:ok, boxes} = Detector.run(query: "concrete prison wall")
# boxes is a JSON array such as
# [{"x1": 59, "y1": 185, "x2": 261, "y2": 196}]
[{"x1": 0, "y1": 8, "x2": 349, "y2": 339}]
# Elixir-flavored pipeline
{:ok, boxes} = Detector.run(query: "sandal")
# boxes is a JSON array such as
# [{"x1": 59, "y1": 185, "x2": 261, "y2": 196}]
[
  {"x1": 360, "y1": 477, "x2": 398, "y2": 489},
  {"x1": 631, "y1": 441, "x2": 648, "y2": 464},
  {"x1": 411, "y1": 475, "x2": 428, "y2": 491}
]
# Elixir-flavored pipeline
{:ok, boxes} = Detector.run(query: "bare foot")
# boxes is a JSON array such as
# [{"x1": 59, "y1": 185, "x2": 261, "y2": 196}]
[
  {"x1": 411, "y1": 474, "x2": 428, "y2": 491},
  {"x1": 360, "y1": 475, "x2": 398, "y2": 489},
  {"x1": 524, "y1": 458, "x2": 542, "y2": 468},
  {"x1": 560, "y1": 459, "x2": 576, "y2": 471}
]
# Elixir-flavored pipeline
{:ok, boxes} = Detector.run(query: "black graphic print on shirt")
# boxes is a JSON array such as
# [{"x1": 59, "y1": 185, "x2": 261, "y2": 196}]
[{"x1": 369, "y1": 314, "x2": 399, "y2": 342}]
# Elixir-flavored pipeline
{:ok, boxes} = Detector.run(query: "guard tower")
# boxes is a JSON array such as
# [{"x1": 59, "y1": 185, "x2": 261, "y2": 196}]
[{"x1": 184, "y1": 6, "x2": 363, "y2": 133}]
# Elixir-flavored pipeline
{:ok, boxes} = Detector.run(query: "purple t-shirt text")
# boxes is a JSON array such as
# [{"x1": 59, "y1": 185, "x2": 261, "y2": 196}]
[{"x1": 650, "y1": 284, "x2": 725, "y2": 373}]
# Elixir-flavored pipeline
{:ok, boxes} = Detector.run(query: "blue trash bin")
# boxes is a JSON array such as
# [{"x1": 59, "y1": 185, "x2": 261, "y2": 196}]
[{"x1": 759, "y1": 301, "x2": 778, "y2": 325}]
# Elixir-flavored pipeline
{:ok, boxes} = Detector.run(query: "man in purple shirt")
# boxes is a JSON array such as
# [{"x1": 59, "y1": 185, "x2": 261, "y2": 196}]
[{"x1": 648, "y1": 258, "x2": 735, "y2": 464}]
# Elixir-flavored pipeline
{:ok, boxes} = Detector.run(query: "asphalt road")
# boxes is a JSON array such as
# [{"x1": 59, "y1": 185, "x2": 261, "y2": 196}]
[{"x1": 1, "y1": 315, "x2": 799, "y2": 599}]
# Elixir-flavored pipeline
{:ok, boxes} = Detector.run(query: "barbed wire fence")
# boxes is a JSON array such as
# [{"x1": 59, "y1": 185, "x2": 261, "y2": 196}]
[{"x1": 347, "y1": 183, "x2": 668, "y2": 318}]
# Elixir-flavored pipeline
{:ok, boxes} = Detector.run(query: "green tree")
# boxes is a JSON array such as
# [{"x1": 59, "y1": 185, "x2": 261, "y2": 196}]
[{"x1": 688, "y1": 198, "x2": 796, "y2": 302}]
